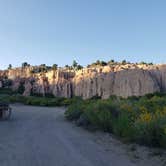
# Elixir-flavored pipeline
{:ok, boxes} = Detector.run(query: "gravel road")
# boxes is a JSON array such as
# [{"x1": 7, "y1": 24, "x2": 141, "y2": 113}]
[{"x1": 0, "y1": 104, "x2": 161, "y2": 166}]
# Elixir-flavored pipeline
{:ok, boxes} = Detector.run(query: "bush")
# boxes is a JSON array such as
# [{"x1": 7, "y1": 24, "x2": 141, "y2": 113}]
[
  {"x1": 9, "y1": 95, "x2": 27, "y2": 103},
  {"x1": 65, "y1": 93, "x2": 166, "y2": 148},
  {"x1": 134, "y1": 109, "x2": 166, "y2": 147},
  {"x1": 0, "y1": 94, "x2": 74, "y2": 107},
  {"x1": 65, "y1": 101, "x2": 84, "y2": 120},
  {"x1": 84, "y1": 102, "x2": 114, "y2": 132},
  {"x1": 0, "y1": 88, "x2": 13, "y2": 95}
]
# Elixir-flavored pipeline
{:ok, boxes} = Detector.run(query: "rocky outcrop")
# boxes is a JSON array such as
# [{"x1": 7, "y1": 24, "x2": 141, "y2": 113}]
[
  {"x1": 23, "y1": 81, "x2": 32, "y2": 96},
  {"x1": 72, "y1": 68, "x2": 160, "y2": 99},
  {"x1": 1, "y1": 64, "x2": 166, "y2": 99}
]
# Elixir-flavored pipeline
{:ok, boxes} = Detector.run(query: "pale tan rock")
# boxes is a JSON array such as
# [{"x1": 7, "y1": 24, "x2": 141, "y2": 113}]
[
  {"x1": 112, "y1": 69, "x2": 160, "y2": 98},
  {"x1": 23, "y1": 81, "x2": 32, "y2": 96},
  {"x1": 12, "y1": 78, "x2": 21, "y2": 91},
  {"x1": 0, "y1": 64, "x2": 165, "y2": 99}
]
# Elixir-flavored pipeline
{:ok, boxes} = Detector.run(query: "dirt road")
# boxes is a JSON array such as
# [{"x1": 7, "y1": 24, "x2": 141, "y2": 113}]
[{"x1": 0, "y1": 105, "x2": 164, "y2": 166}]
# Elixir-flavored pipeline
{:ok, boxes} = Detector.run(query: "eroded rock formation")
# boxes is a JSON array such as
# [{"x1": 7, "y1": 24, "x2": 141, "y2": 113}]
[{"x1": 1, "y1": 64, "x2": 166, "y2": 99}]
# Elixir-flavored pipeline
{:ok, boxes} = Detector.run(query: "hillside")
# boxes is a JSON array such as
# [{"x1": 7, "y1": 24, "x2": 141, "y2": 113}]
[{"x1": 1, "y1": 62, "x2": 166, "y2": 99}]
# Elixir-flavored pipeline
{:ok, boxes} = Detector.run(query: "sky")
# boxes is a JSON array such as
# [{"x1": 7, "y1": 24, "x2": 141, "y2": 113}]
[{"x1": 0, "y1": 0, "x2": 166, "y2": 69}]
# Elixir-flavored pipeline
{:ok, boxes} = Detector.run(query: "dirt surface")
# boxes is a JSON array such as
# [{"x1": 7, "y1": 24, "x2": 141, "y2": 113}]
[{"x1": 0, "y1": 104, "x2": 165, "y2": 166}]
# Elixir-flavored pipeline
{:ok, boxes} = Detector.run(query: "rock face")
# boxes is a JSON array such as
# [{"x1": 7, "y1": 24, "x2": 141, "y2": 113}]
[
  {"x1": 1, "y1": 64, "x2": 166, "y2": 99},
  {"x1": 72, "y1": 68, "x2": 160, "y2": 99}
]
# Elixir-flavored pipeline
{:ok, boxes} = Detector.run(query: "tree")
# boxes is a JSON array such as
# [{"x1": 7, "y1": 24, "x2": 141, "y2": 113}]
[
  {"x1": 94, "y1": 60, "x2": 107, "y2": 66},
  {"x1": 39, "y1": 64, "x2": 47, "y2": 72},
  {"x1": 110, "y1": 59, "x2": 114, "y2": 63},
  {"x1": 122, "y1": 60, "x2": 127, "y2": 65},
  {"x1": 100, "y1": 61, "x2": 107, "y2": 66},
  {"x1": 77, "y1": 65, "x2": 83, "y2": 70},
  {"x1": 96, "y1": 60, "x2": 100, "y2": 65},
  {"x1": 72, "y1": 60, "x2": 78, "y2": 69},
  {"x1": 140, "y1": 61, "x2": 147, "y2": 65},
  {"x1": 8, "y1": 64, "x2": 12, "y2": 70},
  {"x1": 22, "y1": 62, "x2": 28, "y2": 68},
  {"x1": 108, "y1": 59, "x2": 115, "y2": 65},
  {"x1": 52, "y1": 64, "x2": 58, "y2": 70},
  {"x1": 65, "y1": 65, "x2": 69, "y2": 68},
  {"x1": 148, "y1": 62, "x2": 153, "y2": 65},
  {"x1": 65, "y1": 65, "x2": 72, "y2": 70},
  {"x1": 40, "y1": 64, "x2": 46, "y2": 67},
  {"x1": 72, "y1": 60, "x2": 83, "y2": 70}
]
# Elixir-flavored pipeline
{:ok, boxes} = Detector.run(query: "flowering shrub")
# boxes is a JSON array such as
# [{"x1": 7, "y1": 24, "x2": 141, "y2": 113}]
[{"x1": 65, "y1": 94, "x2": 166, "y2": 148}]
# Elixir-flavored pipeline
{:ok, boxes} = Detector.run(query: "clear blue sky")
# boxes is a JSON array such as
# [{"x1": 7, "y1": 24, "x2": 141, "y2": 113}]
[{"x1": 0, "y1": 0, "x2": 166, "y2": 69}]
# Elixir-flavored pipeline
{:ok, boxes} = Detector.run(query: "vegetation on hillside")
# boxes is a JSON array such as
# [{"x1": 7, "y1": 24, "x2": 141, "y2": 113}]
[
  {"x1": 6, "y1": 59, "x2": 154, "y2": 72},
  {"x1": 87, "y1": 59, "x2": 153, "y2": 68},
  {"x1": 0, "y1": 88, "x2": 74, "y2": 107},
  {"x1": 65, "y1": 93, "x2": 166, "y2": 148}
]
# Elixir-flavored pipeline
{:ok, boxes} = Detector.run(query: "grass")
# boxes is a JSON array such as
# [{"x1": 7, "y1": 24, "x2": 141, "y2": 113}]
[
  {"x1": 0, "y1": 87, "x2": 75, "y2": 107},
  {"x1": 2, "y1": 94, "x2": 77, "y2": 107},
  {"x1": 0, "y1": 88, "x2": 13, "y2": 95}
]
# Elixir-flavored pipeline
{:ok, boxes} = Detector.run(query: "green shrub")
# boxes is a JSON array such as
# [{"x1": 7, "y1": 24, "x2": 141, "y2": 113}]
[
  {"x1": 29, "y1": 98, "x2": 41, "y2": 106},
  {"x1": 65, "y1": 101, "x2": 84, "y2": 120},
  {"x1": 65, "y1": 93, "x2": 166, "y2": 148},
  {"x1": 84, "y1": 102, "x2": 113, "y2": 131},
  {"x1": 39, "y1": 99, "x2": 48, "y2": 106},
  {"x1": 113, "y1": 112, "x2": 135, "y2": 141},
  {"x1": 134, "y1": 111, "x2": 166, "y2": 147},
  {"x1": 0, "y1": 88, "x2": 13, "y2": 95},
  {"x1": 60, "y1": 98, "x2": 73, "y2": 106},
  {"x1": 47, "y1": 99, "x2": 57, "y2": 106},
  {"x1": 9, "y1": 95, "x2": 26, "y2": 103},
  {"x1": 1, "y1": 95, "x2": 74, "y2": 107}
]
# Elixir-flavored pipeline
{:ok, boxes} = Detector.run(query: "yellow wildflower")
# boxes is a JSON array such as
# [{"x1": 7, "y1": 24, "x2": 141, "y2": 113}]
[{"x1": 139, "y1": 112, "x2": 152, "y2": 122}]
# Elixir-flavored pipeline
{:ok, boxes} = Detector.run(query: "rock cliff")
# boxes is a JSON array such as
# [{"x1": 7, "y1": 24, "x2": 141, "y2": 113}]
[{"x1": 1, "y1": 64, "x2": 166, "y2": 99}]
